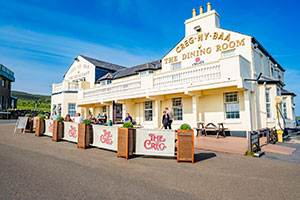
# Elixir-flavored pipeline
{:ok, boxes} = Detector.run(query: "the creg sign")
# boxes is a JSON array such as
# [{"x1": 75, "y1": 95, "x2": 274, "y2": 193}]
[
  {"x1": 63, "y1": 122, "x2": 79, "y2": 143},
  {"x1": 92, "y1": 125, "x2": 118, "y2": 151},
  {"x1": 136, "y1": 129, "x2": 175, "y2": 156},
  {"x1": 44, "y1": 120, "x2": 54, "y2": 137}
]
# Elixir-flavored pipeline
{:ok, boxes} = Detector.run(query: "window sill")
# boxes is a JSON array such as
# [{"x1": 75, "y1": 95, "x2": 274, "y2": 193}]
[{"x1": 224, "y1": 119, "x2": 241, "y2": 124}]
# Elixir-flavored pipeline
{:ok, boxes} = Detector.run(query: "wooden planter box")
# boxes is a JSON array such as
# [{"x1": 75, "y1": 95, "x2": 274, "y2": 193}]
[
  {"x1": 77, "y1": 123, "x2": 93, "y2": 149},
  {"x1": 117, "y1": 127, "x2": 136, "y2": 160},
  {"x1": 177, "y1": 129, "x2": 194, "y2": 163},
  {"x1": 35, "y1": 118, "x2": 45, "y2": 137},
  {"x1": 24, "y1": 117, "x2": 33, "y2": 133},
  {"x1": 52, "y1": 120, "x2": 64, "y2": 142}
]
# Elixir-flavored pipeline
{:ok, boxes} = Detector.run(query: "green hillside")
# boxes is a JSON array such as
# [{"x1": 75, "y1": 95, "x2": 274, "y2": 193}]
[{"x1": 12, "y1": 90, "x2": 51, "y2": 112}]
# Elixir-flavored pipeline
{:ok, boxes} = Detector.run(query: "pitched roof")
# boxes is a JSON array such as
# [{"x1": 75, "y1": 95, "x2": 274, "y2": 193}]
[
  {"x1": 96, "y1": 59, "x2": 161, "y2": 83},
  {"x1": 281, "y1": 89, "x2": 296, "y2": 97},
  {"x1": 80, "y1": 55, "x2": 125, "y2": 72}
]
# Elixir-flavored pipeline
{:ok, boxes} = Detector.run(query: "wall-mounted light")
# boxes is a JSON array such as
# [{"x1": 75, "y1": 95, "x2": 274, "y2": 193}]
[{"x1": 194, "y1": 25, "x2": 201, "y2": 32}]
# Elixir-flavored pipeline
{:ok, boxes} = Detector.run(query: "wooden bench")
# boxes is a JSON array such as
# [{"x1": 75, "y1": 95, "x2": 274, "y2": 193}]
[{"x1": 195, "y1": 122, "x2": 228, "y2": 139}]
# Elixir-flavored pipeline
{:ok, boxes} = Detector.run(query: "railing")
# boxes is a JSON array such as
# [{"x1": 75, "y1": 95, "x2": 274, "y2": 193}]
[
  {"x1": 69, "y1": 82, "x2": 78, "y2": 90},
  {"x1": 84, "y1": 81, "x2": 141, "y2": 99},
  {"x1": 53, "y1": 83, "x2": 63, "y2": 93},
  {"x1": 153, "y1": 64, "x2": 221, "y2": 88}
]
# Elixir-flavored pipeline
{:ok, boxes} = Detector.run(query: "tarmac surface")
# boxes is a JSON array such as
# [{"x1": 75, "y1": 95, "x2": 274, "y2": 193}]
[{"x1": 1, "y1": 120, "x2": 300, "y2": 200}]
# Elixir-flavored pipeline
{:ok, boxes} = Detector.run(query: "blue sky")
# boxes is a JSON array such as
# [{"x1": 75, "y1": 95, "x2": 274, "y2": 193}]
[{"x1": 0, "y1": 0, "x2": 300, "y2": 114}]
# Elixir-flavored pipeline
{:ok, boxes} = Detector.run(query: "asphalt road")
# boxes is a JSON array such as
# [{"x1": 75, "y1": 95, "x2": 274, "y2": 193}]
[{"x1": 1, "y1": 121, "x2": 300, "y2": 200}]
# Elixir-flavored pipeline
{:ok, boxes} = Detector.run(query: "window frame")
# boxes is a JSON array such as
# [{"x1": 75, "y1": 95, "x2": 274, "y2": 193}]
[
  {"x1": 144, "y1": 101, "x2": 153, "y2": 121},
  {"x1": 68, "y1": 103, "x2": 76, "y2": 117},
  {"x1": 224, "y1": 92, "x2": 240, "y2": 119},
  {"x1": 172, "y1": 62, "x2": 182, "y2": 70},
  {"x1": 265, "y1": 88, "x2": 271, "y2": 118},
  {"x1": 172, "y1": 97, "x2": 183, "y2": 121}
]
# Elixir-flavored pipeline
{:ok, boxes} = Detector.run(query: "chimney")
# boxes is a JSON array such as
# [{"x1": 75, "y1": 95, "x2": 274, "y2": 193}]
[
  {"x1": 192, "y1": 8, "x2": 197, "y2": 17},
  {"x1": 199, "y1": 6, "x2": 204, "y2": 14},
  {"x1": 207, "y1": 2, "x2": 212, "y2": 12}
]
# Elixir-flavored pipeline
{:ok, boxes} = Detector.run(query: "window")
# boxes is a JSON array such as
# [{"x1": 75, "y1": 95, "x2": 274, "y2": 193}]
[
  {"x1": 102, "y1": 106, "x2": 107, "y2": 113},
  {"x1": 2, "y1": 80, "x2": 5, "y2": 87},
  {"x1": 139, "y1": 71, "x2": 153, "y2": 76},
  {"x1": 144, "y1": 101, "x2": 153, "y2": 121},
  {"x1": 0, "y1": 96, "x2": 3, "y2": 109},
  {"x1": 265, "y1": 88, "x2": 271, "y2": 118},
  {"x1": 222, "y1": 49, "x2": 235, "y2": 57},
  {"x1": 172, "y1": 62, "x2": 181, "y2": 70},
  {"x1": 224, "y1": 92, "x2": 240, "y2": 119},
  {"x1": 172, "y1": 97, "x2": 183, "y2": 120},
  {"x1": 283, "y1": 98, "x2": 287, "y2": 119},
  {"x1": 57, "y1": 104, "x2": 62, "y2": 116},
  {"x1": 68, "y1": 104, "x2": 76, "y2": 117}
]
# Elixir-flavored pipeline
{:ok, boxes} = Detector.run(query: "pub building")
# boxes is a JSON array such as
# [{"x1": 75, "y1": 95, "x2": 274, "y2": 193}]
[{"x1": 51, "y1": 3, "x2": 296, "y2": 137}]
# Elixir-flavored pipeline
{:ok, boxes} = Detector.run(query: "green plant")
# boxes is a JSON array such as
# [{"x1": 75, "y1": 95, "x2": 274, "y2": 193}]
[
  {"x1": 83, "y1": 119, "x2": 92, "y2": 124},
  {"x1": 44, "y1": 113, "x2": 50, "y2": 117},
  {"x1": 123, "y1": 122, "x2": 133, "y2": 128},
  {"x1": 25, "y1": 114, "x2": 32, "y2": 117},
  {"x1": 179, "y1": 124, "x2": 192, "y2": 130},
  {"x1": 38, "y1": 114, "x2": 45, "y2": 119},
  {"x1": 56, "y1": 116, "x2": 64, "y2": 121},
  {"x1": 245, "y1": 150, "x2": 254, "y2": 157}
]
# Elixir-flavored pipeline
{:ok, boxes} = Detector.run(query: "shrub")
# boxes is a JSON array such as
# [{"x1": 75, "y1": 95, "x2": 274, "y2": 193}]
[
  {"x1": 179, "y1": 124, "x2": 192, "y2": 130},
  {"x1": 83, "y1": 119, "x2": 92, "y2": 124},
  {"x1": 38, "y1": 114, "x2": 45, "y2": 119},
  {"x1": 44, "y1": 113, "x2": 50, "y2": 117},
  {"x1": 123, "y1": 122, "x2": 133, "y2": 128},
  {"x1": 25, "y1": 114, "x2": 32, "y2": 117},
  {"x1": 56, "y1": 116, "x2": 64, "y2": 121}
]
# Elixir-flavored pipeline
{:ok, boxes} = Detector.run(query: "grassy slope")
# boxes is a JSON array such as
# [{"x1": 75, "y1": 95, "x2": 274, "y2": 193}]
[{"x1": 12, "y1": 90, "x2": 51, "y2": 112}]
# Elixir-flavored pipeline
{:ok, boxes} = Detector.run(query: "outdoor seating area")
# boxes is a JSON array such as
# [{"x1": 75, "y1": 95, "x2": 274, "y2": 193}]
[{"x1": 195, "y1": 122, "x2": 228, "y2": 138}]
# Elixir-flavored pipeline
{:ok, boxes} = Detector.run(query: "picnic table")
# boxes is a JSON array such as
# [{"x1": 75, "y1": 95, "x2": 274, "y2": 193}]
[{"x1": 195, "y1": 122, "x2": 228, "y2": 139}]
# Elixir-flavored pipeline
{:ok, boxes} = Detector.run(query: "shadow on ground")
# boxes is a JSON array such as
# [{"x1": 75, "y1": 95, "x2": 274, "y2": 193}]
[{"x1": 194, "y1": 152, "x2": 216, "y2": 163}]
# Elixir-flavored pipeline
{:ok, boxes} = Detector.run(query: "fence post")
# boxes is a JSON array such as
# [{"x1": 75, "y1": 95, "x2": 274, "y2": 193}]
[{"x1": 247, "y1": 131, "x2": 252, "y2": 153}]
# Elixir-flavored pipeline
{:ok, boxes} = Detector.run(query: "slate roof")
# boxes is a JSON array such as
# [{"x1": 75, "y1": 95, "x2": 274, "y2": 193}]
[
  {"x1": 80, "y1": 55, "x2": 125, "y2": 72},
  {"x1": 96, "y1": 59, "x2": 161, "y2": 83},
  {"x1": 281, "y1": 89, "x2": 296, "y2": 97}
]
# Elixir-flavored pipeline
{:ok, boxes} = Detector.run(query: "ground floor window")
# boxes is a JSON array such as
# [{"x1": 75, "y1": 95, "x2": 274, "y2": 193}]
[
  {"x1": 265, "y1": 88, "x2": 271, "y2": 118},
  {"x1": 172, "y1": 97, "x2": 182, "y2": 120},
  {"x1": 144, "y1": 101, "x2": 153, "y2": 121},
  {"x1": 283, "y1": 98, "x2": 287, "y2": 119},
  {"x1": 224, "y1": 92, "x2": 240, "y2": 119},
  {"x1": 102, "y1": 106, "x2": 107, "y2": 113},
  {"x1": 68, "y1": 103, "x2": 76, "y2": 117}
]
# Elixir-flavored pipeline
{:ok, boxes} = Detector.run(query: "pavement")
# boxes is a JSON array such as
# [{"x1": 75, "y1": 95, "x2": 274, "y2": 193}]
[{"x1": 1, "y1": 120, "x2": 300, "y2": 200}]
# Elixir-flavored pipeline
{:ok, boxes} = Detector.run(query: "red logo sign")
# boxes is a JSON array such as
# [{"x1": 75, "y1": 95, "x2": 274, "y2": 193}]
[
  {"x1": 144, "y1": 134, "x2": 167, "y2": 151},
  {"x1": 195, "y1": 57, "x2": 200, "y2": 63},
  {"x1": 49, "y1": 122, "x2": 53, "y2": 133},
  {"x1": 69, "y1": 126, "x2": 77, "y2": 138},
  {"x1": 100, "y1": 130, "x2": 113, "y2": 145}
]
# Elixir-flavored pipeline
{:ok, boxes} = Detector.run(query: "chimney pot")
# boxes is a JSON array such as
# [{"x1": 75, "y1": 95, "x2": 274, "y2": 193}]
[
  {"x1": 199, "y1": 6, "x2": 204, "y2": 14},
  {"x1": 207, "y1": 2, "x2": 212, "y2": 11},
  {"x1": 192, "y1": 8, "x2": 197, "y2": 17}
]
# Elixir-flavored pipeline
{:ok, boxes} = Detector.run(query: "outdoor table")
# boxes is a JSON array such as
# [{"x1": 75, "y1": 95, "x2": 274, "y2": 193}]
[{"x1": 195, "y1": 122, "x2": 227, "y2": 138}]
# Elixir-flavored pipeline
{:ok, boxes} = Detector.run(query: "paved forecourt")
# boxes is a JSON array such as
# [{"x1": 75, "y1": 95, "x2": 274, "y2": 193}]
[{"x1": 1, "y1": 121, "x2": 300, "y2": 200}]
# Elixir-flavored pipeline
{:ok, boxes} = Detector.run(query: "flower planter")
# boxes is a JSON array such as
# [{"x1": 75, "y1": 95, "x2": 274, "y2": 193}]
[
  {"x1": 77, "y1": 123, "x2": 93, "y2": 149},
  {"x1": 24, "y1": 117, "x2": 33, "y2": 133},
  {"x1": 177, "y1": 129, "x2": 194, "y2": 163},
  {"x1": 117, "y1": 127, "x2": 136, "y2": 160},
  {"x1": 35, "y1": 118, "x2": 45, "y2": 137},
  {"x1": 52, "y1": 120, "x2": 64, "y2": 142}
]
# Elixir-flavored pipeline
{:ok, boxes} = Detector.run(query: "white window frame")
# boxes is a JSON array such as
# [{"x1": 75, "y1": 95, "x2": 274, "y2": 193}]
[
  {"x1": 172, "y1": 62, "x2": 181, "y2": 70},
  {"x1": 172, "y1": 97, "x2": 183, "y2": 121},
  {"x1": 68, "y1": 103, "x2": 76, "y2": 117},
  {"x1": 224, "y1": 92, "x2": 240, "y2": 119},
  {"x1": 144, "y1": 101, "x2": 153, "y2": 121},
  {"x1": 282, "y1": 97, "x2": 287, "y2": 119},
  {"x1": 265, "y1": 88, "x2": 271, "y2": 118}
]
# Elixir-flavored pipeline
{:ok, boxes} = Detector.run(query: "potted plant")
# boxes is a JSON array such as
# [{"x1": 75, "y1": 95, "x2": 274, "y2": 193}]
[
  {"x1": 77, "y1": 119, "x2": 93, "y2": 149},
  {"x1": 117, "y1": 122, "x2": 136, "y2": 160},
  {"x1": 52, "y1": 116, "x2": 64, "y2": 142},
  {"x1": 35, "y1": 114, "x2": 46, "y2": 137},
  {"x1": 24, "y1": 114, "x2": 33, "y2": 133},
  {"x1": 177, "y1": 124, "x2": 194, "y2": 163}
]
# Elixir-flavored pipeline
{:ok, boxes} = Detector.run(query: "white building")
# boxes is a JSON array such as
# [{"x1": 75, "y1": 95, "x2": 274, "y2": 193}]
[{"x1": 51, "y1": 3, "x2": 296, "y2": 137}]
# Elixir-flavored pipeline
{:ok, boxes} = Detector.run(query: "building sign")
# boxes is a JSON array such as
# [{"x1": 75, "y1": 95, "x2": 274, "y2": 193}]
[
  {"x1": 91, "y1": 125, "x2": 118, "y2": 151},
  {"x1": 164, "y1": 31, "x2": 246, "y2": 65},
  {"x1": 44, "y1": 120, "x2": 53, "y2": 137},
  {"x1": 135, "y1": 129, "x2": 175, "y2": 156},
  {"x1": 63, "y1": 122, "x2": 78, "y2": 143},
  {"x1": 67, "y1": 64, "x2": 90, "y2": 80}
]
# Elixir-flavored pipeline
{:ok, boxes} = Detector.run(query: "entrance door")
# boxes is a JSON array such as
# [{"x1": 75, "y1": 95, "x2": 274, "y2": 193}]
[{"x1": 113, "y1": 103, "x2": 123, "y2": 123}]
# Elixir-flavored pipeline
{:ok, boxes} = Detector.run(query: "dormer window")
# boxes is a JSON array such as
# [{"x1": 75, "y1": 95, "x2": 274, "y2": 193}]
[
  {"x1": 139, "y1": 70, "x2": 153, "y2": 76},
  {"x1": 100, "y1": 80, "x2": 112, "y2": 85}
]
